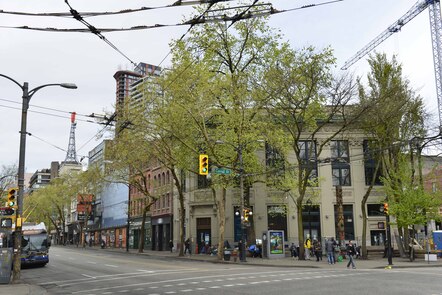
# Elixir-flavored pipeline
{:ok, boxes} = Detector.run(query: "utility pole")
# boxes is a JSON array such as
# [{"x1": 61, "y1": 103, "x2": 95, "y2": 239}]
[{"x1": 0, "y1": 73, "x2": 76, "y2": 282}]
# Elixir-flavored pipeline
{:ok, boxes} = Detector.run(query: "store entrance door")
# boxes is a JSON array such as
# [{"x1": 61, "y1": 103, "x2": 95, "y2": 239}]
[{"x1": 196, "y1": 218, "x2": 211, "y2": 254}]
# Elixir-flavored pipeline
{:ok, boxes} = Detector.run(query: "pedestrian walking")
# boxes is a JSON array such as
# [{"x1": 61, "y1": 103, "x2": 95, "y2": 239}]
[
  {"x1": 238, "y1": 240, "x2": 244, "y2": 260},
  {"x1": 169, "y1": 240, "x2": 174, "y2": 253},
  {"x1": 289, "y1": 243, "x2": 298, "y2": 259},
  {"x1": 184, "y1": 238, "x2": 191, "y2": 255},
  {"x1": 346, "y1": 240, "x2": 357, "y2": 269},
  {"x1": 325, "y1": 237, "x2": 336, "y2": 264},
  {"x1": 304, "y1": 237, "x2": 311, "y2": 260},
  {"x1": 313, "y1": 239, "x2": 322, "y2": 261}
]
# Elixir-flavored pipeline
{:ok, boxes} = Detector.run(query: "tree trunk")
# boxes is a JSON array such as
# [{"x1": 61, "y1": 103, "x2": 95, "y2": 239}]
[
  {"x1": 138, "y1": 207, "x2": 148, "y2": 253},
  {"x1": 297, "y1": 204, "x2": 305, "y2": 260},
  {"x1": 217, "y1": 188, "x2": 226, "y2": 261}
]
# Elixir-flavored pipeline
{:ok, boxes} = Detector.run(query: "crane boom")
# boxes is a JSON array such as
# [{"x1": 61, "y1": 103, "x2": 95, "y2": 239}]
[
  {"x1": 341, "y1": 0, "x2": 430, "y2": 70},
  {"x1": 341, "y1": 0, "x2": 442, "y2": 127}
]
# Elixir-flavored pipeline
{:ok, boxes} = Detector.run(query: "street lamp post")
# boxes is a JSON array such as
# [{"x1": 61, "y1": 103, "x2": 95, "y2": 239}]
[
  {"x1": 238, "y1": 144, "x2": 247, "y2": 262},
  {"x1": 0, "y1": 74, "x2": 77, "y2": 282}
]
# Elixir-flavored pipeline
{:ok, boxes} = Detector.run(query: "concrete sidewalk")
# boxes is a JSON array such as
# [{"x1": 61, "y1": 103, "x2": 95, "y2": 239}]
[
  {"x1": 139, "y1": 249, "x2": 442, "y2": 269},
  {"x1": 0, "y1": 283, "x2": 48, "y2": 295},
  {"x1": 94, "y1": 244, "x2": 442, "y2": 270}
]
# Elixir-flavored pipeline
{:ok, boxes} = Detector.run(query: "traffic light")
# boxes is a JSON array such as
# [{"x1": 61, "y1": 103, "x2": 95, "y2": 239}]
[
  {"x1": 383, "y1": 203, "x2": 389, "y2": 215},
  {"x1": 199, "y1": 154, "x2": 209, "y2": 175},
  {"x1": 7, "y1": 188, "x2": 18, "y2": 208}
]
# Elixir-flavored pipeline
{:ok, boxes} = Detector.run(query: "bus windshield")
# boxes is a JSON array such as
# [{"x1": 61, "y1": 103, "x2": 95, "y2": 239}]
[{"x1": 22, "y1": 234, "x2": 48, "y2": 252}]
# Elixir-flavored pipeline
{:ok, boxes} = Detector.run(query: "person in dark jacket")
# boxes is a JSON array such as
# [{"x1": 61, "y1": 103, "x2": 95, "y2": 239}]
[
  {"x1": 325, "y1": 237, "x2": 337, "y2": 264},
  {"x1": 313, "y1": 239, "x2": 322, "y2": 262},
  {"x1": 184, "y1": 238, "x2": 191, "y2": 255},
  {"x1": 346, "y1": 240, "x2": 357, "y2": 269},
  {"x1": 289, "y1": 243, "x2": 298, "y2": 259},
  {"x1": 169, "y1": 240, "x2": 174, "y2": 252}
]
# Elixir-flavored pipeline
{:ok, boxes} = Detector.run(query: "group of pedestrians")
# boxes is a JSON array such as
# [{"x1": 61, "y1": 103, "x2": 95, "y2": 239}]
[
  {"x1": 291, "y1": 237, "x2": 358, "y2": 269},
  {"x1": 325, "y1": 237, "x2": 358, "y2": 268},
  {"x1": 302, "y1": 237, "x2": 323, "y2": 261}
]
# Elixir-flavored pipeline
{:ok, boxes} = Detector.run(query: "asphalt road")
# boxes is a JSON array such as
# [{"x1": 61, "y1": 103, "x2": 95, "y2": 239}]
[{"x1": 20, "y1": 247, "x2": 442, "y2": 295}]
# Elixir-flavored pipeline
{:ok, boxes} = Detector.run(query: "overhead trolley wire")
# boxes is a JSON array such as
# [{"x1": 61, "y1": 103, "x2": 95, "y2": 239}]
[
  {"x1": 0, "y1": 0, "x2": 237, "y2": 18},
  {"x1": 0, "y1": 0, "x2": 344, "y2": 34},
  {"x1": 64, "y1": 0, "x2": 137, "y2": 67},
  {"x1": 0, "y1": 103, "x2": 97, "y2": 124}
]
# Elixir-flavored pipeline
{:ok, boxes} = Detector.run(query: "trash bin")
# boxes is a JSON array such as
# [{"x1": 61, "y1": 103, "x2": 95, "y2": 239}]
[
  {"x1": 223, "y1": 249, "x2": 232, "y2": 261},
  {"x1": 0, "y1": 248, "x2": 13, "y2": 284}
]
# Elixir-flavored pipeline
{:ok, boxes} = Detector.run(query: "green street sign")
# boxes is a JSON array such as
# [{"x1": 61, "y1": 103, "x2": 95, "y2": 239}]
[{"x1": 214, "y1": 168, "x2": 232, "y2": 175}]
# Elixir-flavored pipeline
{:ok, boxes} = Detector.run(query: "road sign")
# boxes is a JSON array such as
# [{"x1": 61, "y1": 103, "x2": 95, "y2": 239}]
[{"x1": 214, "y1": 168, "x2": 232, "y2": 175}]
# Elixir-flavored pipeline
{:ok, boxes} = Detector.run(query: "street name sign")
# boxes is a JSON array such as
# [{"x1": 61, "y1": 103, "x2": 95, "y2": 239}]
[{"x1": 214, "y1": 168, "x2": 232, "y2": 175}]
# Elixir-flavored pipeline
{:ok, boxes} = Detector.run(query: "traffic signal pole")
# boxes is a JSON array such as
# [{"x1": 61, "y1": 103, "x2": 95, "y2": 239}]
[
  {"x1": 386, "y1": 214, "x2": 393, "y2": 266},
  {"x1": 383, "y1": 202, "x2": 393, "y2": 266}
]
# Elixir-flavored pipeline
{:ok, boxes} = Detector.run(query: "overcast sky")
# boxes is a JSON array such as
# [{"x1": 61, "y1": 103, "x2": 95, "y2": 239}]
[{"x1": 0, "y1": 0, "x2": 438, "y2": 173}]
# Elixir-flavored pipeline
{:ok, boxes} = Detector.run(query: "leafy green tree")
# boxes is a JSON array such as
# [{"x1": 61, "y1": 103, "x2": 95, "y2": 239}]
[
  {"x1": 259, "y1": 44, "x2": 365, "y2": 259},
  {"x1": 155, "y1": 5, "x2": 283, "y2": 259},
  {"x1": 0, "y1": 163, "x2": 17, "y2": 200},
  {"x1": 25, "y1": 174, "x2": 77, "y2": 245},
  {"x1": 383, "y1": 160, "x2": 441, "y2": 229},
  {"x1": 358, "y1": 52, "x2": 427, "y2": 257}
]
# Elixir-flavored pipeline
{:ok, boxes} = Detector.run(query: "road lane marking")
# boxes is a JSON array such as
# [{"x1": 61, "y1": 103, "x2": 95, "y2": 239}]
[
  {"x1": 180, "y1": 290, "x2": 192, "y2": 292},
  {"x1": 71, "y1": 270, "x2": 342, "y2": 294},
  {"x1": 104, "y1": 264, "x2": 118, "y2": 268},
  {"x1": 81, "y1": 274, "x2": 96, "y2": 279},
  {"x1": 87, "y1": 262, "x2": 97, "y2": 265},
  {"x1": 42, "y1": 269, "x2": 197, "y2": 286},
  {"x1": 136, "y1": 269, "x2": 154, "y2": 273}
]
